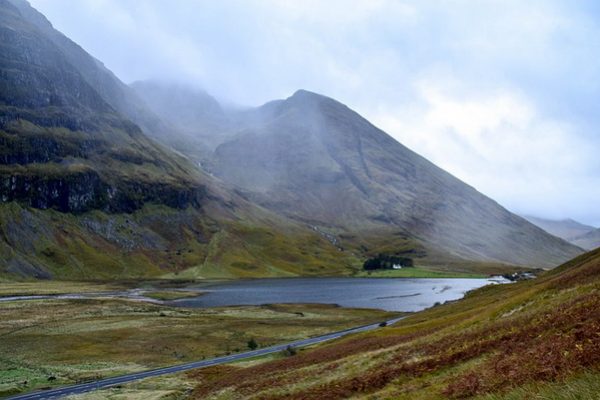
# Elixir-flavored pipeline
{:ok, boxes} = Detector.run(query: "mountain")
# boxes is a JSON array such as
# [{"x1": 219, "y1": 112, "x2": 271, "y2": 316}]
[
  {"x1": 523, "y1": 215, "x2": 596, "y2": 243},
  {"x1": 136, "y1": 85, "x2": 582, "y2": 268},
  {"x1": 0, "y1": 0, "x2": 582, "y2": 278},
  {"x1": 0, "y1": 0, "x2": 352, "y2": 280},
  {"x1": 0, "y1": 0, "x2": 200, "y2": 213},
  {"x1": 571, "y1": 228, "x2": 600, "y2": 250},
  {"x1": 190, "y1": 248, "x2": 600, "y2": 399},
  {"x1": 522, "y1": 215, "x2": 599, "y2": 250}
]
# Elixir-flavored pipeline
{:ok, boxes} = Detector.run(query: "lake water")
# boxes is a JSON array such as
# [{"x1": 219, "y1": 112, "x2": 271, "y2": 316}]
[{"x1": 171, "y1": 277, "x2": 502, "y2": 312}]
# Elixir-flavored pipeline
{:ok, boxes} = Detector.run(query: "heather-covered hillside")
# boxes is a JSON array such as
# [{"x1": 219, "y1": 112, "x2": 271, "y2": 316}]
[{"x1": 190, "y1": 248, "x2": 600, "y2": 399}]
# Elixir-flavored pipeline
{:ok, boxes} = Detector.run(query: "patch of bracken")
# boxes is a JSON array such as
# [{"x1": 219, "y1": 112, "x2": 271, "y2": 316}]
[{"x1": 190, "y1": 331, "x2": 431, "y2": 398}]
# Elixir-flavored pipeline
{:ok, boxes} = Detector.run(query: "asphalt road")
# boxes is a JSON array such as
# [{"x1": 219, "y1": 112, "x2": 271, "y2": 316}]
[{"x1": 6, "y1": 317, "x2": 404, "y2": 400}]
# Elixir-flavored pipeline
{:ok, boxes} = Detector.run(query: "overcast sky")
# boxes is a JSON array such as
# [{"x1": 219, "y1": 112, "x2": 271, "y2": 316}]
[{"x1": 29, "y1": 0, "x2": 600, "y2": 226}]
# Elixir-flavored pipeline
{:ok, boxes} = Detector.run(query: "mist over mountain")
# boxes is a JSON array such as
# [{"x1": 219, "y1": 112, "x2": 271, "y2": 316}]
[
  {"x1": 135, "y1": 84, "x2": 583, "y2": 268},
  {"x1": 0, "y1": 0, "x2": 352, "y2": 279},
  {"x1": 130, "y1": 80, "x2": 235, "y2": 162},
  {"x1": 0, "y1": 0, "x2": 584, "y2": 281},
  {"x1": 2, "y1": 3, "x2": 599, "y2": 399}
]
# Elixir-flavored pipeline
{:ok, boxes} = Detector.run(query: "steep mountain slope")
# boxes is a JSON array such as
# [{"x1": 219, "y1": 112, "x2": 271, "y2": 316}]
[
  {"x1": 0, "y1": 0, "x2": 201, "y2": 213},
  {"x1": 205, "y1": 90, "x2": 581, "y2": 268},
  {"x1": 190, "y1": 248, "x2": 600, "y2": 399},
  {"x1": 0, "y1": 0, "x2": 352, "y2": 280},
  {"x1": 6, "y1": 0, "x2": 170, "y2": 138},
  {"x1": 571, "y1": 228, "x2": 600, "y2": 250},
  {"x1": 523, "y1": 215, "x2": 595, "y2": 243}
]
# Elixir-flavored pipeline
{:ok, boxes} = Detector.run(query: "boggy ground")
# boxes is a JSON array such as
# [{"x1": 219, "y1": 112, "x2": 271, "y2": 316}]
[
  {"x1": 0, "y1": 292, "x2": 395, "y2": 398},
  {"x1": 183, "y1": 249, "x2": 600, "y2": 399}
]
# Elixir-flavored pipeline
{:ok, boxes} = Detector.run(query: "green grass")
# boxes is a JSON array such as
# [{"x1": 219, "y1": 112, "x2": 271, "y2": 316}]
[
  {"x1": 0, "y1": 202, "x2": 366, "y2": 281},
  {"x1": 0, "y1": 281, "x2": 126, "y2": 296},
  {"x1": 354, "y1": 266, "x2": 487, "y2": 279},
  {"x1": 479, "y1": 371, "x2": 600, "y2": 400}
]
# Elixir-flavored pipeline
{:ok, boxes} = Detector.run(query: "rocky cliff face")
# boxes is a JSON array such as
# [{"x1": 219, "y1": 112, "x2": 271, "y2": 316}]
[
  {"x1": 0, "y1": 169, "x2": 105, "y2": 212},
  {"x1": 0, "y1": 169, "x2": 206, "y2": 213},
  {"x1": 0, "y1": 0, "x2": 211, "y2": 214}
]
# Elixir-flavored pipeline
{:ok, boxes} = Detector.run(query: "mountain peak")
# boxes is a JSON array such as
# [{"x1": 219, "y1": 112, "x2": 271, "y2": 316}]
[
  {"x1": 291, "y1": 89, "x2": 323, "y2": 98},
  {"x1": 288, "y1": 89, "x2": 337, "y2": 105},
  {"x1": 276, "y1": 89, "x2": 353, "y2": 118}
]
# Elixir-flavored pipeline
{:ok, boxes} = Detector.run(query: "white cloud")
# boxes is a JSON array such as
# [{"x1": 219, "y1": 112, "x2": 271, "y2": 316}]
[{"x1": 373, "y1": 81, "x2": 600, "y2": 224}]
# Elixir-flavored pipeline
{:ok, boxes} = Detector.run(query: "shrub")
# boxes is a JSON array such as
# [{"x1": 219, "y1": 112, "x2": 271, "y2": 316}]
[
  {"x1": 247, "y1": 338, "x2": 258, "y2": 350},
  {"x1": 281, "y1": 346, "x2": 297, "y2": 357}
]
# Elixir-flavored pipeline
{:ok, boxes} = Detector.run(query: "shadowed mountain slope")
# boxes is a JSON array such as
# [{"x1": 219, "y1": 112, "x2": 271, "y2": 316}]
[{"x1": 0, "y1": 0, "x2": 204, "y2": 213}]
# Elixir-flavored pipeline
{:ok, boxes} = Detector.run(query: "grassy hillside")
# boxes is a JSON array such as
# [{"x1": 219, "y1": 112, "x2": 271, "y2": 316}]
[
  {"x1": 0, "y1": 201, "x2": 365, "y2": 280},
  {"x1": 189, "y1": 249, "x2": 600, "y2": 399}
]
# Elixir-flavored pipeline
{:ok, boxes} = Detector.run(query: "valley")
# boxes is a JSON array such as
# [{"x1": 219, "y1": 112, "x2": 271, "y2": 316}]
[
  {"x1": 1, "y1": 1, "x2": 599, "y2": 399},
  {"x1": 4, "y1": 249, "x2": 598, "y2": 399}
]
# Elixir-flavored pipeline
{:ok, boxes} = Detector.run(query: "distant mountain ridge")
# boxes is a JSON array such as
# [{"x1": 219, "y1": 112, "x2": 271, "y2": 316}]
[
  {"x1": 523, "y1": 215, "x2": 598, "y2": 250},
  {"x1": 523, "y1": 215, "x2": 595, "y2": 241},
  {"x1": 571, "y1": 229, "x2": 600, "y2": 250}
]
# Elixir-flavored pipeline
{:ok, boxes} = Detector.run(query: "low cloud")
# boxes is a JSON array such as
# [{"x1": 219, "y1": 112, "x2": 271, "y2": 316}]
[
  {"x1": 29, "y1": 0, "x2": 600, "y2": 225},
  {"x1": 374, "y1": 82, "x2": 600, "y2": 225}
]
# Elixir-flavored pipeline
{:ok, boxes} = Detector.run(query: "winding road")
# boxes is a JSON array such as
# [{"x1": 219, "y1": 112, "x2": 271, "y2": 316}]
[{"x1": 6, "y1": 317, "x2": 404, "y2": 400}]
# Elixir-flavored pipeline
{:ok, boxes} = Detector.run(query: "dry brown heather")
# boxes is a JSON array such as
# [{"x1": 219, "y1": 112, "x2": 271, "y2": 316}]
[{"x1": 189, "y1": 249, "x2": 600, "y2": 399}]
